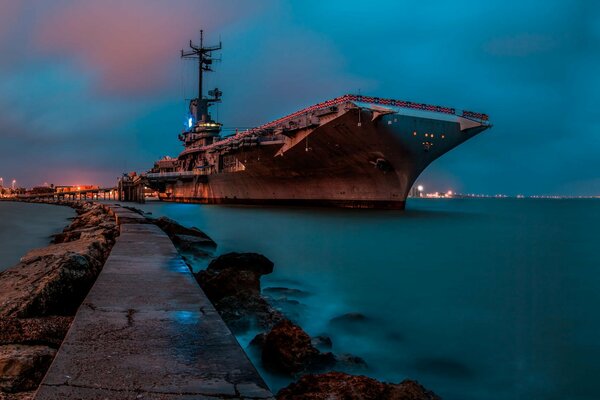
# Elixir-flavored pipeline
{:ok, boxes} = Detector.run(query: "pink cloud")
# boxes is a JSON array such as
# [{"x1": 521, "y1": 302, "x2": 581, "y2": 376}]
[
  {"x1": 0, "y1": 2, "x2": 23, "y2": 42},
  {"x1": 34, "y1": 0, "x2": 262, "y2": 96}
]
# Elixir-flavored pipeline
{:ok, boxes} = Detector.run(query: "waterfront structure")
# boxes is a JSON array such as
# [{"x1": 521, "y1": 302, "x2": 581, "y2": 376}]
[
  {"x1": 146, "y1": 32, "x2": 491, "y2": 209},
  {"x1": 55, "y1": 185, "x2": 99, "y2": 193}
]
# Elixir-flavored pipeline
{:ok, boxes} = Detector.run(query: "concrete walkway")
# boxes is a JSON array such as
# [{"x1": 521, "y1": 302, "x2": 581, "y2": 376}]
[{"x1": 35, "y1": 205, "x2": 273, "y2": 399}]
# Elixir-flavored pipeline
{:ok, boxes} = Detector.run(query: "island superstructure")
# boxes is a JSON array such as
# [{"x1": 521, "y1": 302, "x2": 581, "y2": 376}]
[{"x1": 146, "y1": 32, "x2": 491, "y2": 209}]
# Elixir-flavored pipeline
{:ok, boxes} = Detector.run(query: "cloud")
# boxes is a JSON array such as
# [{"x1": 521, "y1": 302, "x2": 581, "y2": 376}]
[
  {"x1": 0, "y1": 2, "x2": 22, "y2": 42},
  {"x1": 1, "y1": 0, "x2": 598, "y2": 194},
  {"x1": 33, "y1": 0, "x2": 267, "y2": 96}
]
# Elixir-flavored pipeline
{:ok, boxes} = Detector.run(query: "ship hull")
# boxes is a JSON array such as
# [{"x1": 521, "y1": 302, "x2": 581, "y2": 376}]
[
  {"x1": 158, "y1": 196, "x2": 405, "y2": 209},
  {"x1": 148, "y1": 106, "x2": 488, "y2": 209}
]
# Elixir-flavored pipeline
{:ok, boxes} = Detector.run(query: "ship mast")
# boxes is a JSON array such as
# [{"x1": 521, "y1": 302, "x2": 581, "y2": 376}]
[{"x1": 181, "y1": 30, "x2": 222, "y2": 124}]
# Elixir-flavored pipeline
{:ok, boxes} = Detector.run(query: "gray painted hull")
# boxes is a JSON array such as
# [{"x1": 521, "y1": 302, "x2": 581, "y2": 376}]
[{"x1": 150, "y1": 108, "x2": 488, "y2": 209}]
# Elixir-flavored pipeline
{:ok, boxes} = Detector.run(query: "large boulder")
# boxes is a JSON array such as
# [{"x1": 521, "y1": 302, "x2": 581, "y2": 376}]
[
  {"x1": 153, "y1": 217, "x2": 216, "y2": 247},
  {"x1": 194, "y1": 252, "x2": 281, "y2": 331},
  {"x1": 0, "y1": 390, "x2": 35, "y2": 399},
  {"x1": 262, "y1": 319, "x2": 335, "y2": 375},
  {"x1": 153, "y1": 217, "x2": 216, "y2": 261},
  {"x1": 212, "y1": 293, "x2": 283, "y2": 332},
  {"x1": 0, "y1": 251, "x2": 101, "y2": 318},
  {"x1": 65, "y1": 207, "x2": 107, "y2": 231},
  {"x1": 197, "y1": 266, "x2": 261, "y2": 302},
  {"x1": 276, "y1": 372, "x2": 440, "y2": 400},
  {"x1": 196, "y1": 252, "x2": 274, "y2": 301},
  {"x1": 0, "y1": 317, "x2": 73, "y2": 348},
  {"x1": 206, "y1": 252, "x2": 273, "y2": 275},
  {"x1": 19, "y1": 237, "x2": 107, "y2": 266},
  {"x1": 0, "y1": 345, "x2": 56, "y2": 393}
]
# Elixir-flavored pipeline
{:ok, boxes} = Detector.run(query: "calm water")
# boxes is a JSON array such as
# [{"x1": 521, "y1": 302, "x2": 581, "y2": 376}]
[
  {"x1": 0, "y1": 202, "x2": 74, "y2": 271},
  {"x1": 136, "y1": 198, "x2": 599, "y2": 399}
]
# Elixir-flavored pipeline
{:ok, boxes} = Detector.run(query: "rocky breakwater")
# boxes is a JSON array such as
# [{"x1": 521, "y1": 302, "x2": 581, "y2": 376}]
[
  {"x1": 277, "y1": 372, "x2": 440, "y2": 400},
  {"x1": 195, "y1": 252, "x2": 284, "y2": 332},
  {"x1": 0, "y1": 201, "x2": 118, "y2": 399},
  {"x1": 188, "y1": 249, "x2": 439, "y2": 399}
]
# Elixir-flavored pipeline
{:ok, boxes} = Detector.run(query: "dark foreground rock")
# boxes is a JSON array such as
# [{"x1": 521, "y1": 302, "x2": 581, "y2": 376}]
[
  {"x1": 153, "y1": 217, "x2": 216, "y2": 262},
  {"x1": 194, "y1": 252, "x2": 283, "y2": 331},
  {"x1": 254, "y1": 319, "x2": 366, "y2": 376},
  {"x1": 0, "y1": 201, "x2": 118, "y2": 399},
  {"x1": 154, "y1": 216, "x2": 216, "y2": 247},
  {"x1": 0, "y1": 317, "x2": 73, "y2": 348},
  {"x1": 189, "y1": 242, "x2": 435, "y2": 398},
  {"x1": 261, "y1": 319, "x2": 335, "y2": 375},
  {"x1": 0, "y1": 345, "x2": 56, "y2": 393},
  {"x1": 276, "y1": 371, "x2": 441, "y2": 400},
  {"x1": 198, "y1": 252, "x2": 273, "y2": 300},
  {"x1": 1, "y1": 249, "x2": 103, "y2": 318}
]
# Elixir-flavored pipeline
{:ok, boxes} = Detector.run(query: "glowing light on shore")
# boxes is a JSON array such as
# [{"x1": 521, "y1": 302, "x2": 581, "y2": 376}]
[{"x1": 417, "y1": 185, "x2": 424, "y2": 192}]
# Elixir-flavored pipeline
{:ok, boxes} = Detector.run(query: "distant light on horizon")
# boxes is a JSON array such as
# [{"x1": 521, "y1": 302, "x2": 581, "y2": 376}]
[{"x1": 417, "y1": 185, "x2": 424, "y2": 192}]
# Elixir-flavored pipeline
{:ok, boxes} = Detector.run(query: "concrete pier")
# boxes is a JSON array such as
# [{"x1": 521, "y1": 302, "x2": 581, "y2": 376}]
[{"x1": 35, "y1": 205, "x2": 273, "y2": 399}]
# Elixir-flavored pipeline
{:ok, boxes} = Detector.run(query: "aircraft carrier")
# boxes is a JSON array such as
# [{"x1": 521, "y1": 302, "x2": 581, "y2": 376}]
[{"x1": 146, "y1": 32, "x2": 491, "y2": 209}]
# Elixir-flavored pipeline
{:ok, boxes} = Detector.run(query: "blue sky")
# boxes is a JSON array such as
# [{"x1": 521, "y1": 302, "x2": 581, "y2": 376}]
[{"x1": 0, "y1": 0, "x2": 598, "y2": 195}]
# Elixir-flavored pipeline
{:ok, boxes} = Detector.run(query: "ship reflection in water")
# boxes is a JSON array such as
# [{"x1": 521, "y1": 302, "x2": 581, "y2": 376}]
[{"x1": 137, "y1": 198, "x2": 599, "y2": 400}]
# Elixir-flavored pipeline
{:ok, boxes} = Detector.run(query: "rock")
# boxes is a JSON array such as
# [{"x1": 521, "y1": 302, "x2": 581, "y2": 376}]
[
  {"x1": 52, "y1": 223, "x2": 117, "y2": 244},
  {"x1": 194, "y1": 252, "x2": 282, "y2": 331},
  {"x1": 249, "y1": 333, "x2": 266, "y2": 349},
  {"x1": 276, "y1": 372, "x2": 440, "y2": 400},
  {"x1": 197, "y1": 267, "x2": 262, "y2": 303},
  {"x1": 0, "y1": 317, "x2": 73, "y2": 347},
  {"x1": 0, "y1": 345, "x2": 56, "y2": 393},
  {"x1": 262, "y1": 319, "x2": 334, "y2": 375},
  {"x1": 212, "y1": 294, "x2": 284, "y2": 333},
  {"x1": 65, "y1": 208, "x2": 107, "y2": 231},
  {"x1": 20, "y1": 237, "x2": 107, "y2": 266},
  {"x1": 153, "y1": 217, "x2": 216, "y2": 247},
  {"x1": 172, "y1": 235, "x2": 216, "y2": 260},
  {"x1": 310, "y1": 335, "x2": 333, "y2": 350},
  {"x1": 0, "y1": 251, "x2": 101, "y2": 318},
  {"x1": 153, "y1": 217, "x2": 216, "y2": 261},
  {"x1": 0, "y1": 390, "x2": 35, "y2": 399},
  {"x1": 207, "y1": 252, "x2": 273, "y2": 275}
]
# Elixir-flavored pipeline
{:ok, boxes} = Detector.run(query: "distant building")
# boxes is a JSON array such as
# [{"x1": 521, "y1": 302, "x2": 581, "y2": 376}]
[
  {"x1": 55, "y1": 185, "x2": 99, "y2": 193},
  {"x1": 28, "y1": 186, "x2": 56, "y2": 195}
]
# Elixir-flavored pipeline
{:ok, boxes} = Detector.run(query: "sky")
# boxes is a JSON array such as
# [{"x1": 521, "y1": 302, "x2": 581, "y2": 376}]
[{"x1": 0, "y1": 0, "x2": 598, "y2": 195}]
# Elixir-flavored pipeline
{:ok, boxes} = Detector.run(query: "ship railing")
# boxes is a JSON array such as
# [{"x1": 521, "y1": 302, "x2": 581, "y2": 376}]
[
  {"x1": 181, "y1": 94, "x2": 490, "y2": 155},
  {"x1": 145, "y1": 171, "x2": 204, "y2": 179}
]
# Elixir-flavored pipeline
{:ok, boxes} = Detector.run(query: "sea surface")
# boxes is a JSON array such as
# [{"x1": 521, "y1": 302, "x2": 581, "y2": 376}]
[
  {"x1": 136, "y1": 198, "x2": 599, "y2": 400},
  {"x1": 0, "y1": 202, "x2": 75, "y2": 271}
]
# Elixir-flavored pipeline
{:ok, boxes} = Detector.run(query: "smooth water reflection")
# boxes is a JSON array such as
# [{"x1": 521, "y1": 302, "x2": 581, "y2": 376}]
[
  {"x1": 0, "y1": 202, "x2": 74, "y2": 271},
  {"x1": 138, "y1": 198, "x2": 600, "y2": 400}
]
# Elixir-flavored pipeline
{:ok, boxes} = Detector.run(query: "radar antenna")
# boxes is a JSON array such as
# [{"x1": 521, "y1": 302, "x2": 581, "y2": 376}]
[{"x1": 181, "y1": 30, "x2": 222, "y2": 123}]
